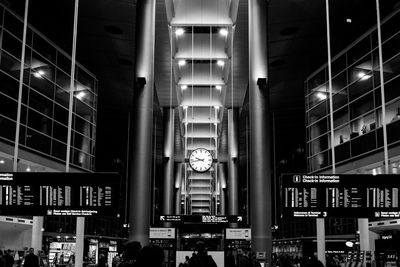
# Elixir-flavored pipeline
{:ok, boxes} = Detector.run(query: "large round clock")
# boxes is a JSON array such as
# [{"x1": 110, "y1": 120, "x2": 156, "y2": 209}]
[{"x1": 189, "y1": 148, "x2": 213, "y2": 173}]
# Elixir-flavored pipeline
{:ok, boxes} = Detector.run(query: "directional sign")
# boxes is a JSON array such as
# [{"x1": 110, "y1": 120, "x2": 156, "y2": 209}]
[{"x1": 159, "y1": 215, "x2": 245, "y2": 224}]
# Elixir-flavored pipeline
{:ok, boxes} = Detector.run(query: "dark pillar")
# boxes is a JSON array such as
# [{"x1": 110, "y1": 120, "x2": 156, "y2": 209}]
[
  {"x1": 162, "y1": 108, "x2": 175, "y2": 216},
  {"x1": 249, "y1": 0, "x2": 272, "y2": 263},
  {"x1": 228, "y1": 109, "x2": 239, "y2": 216},
  {"x1": 128, "y1": 0, "x2": 156, "y2": 245}
]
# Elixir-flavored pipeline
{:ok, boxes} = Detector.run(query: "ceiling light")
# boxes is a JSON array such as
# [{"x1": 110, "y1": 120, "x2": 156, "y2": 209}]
[
  {"x1": 33, "y1": 70, "x2": 45, "y2": 78},
  {"x1": 345, "y1": 241, "x2": 354, "y2": 248},
  {"x1": 219, "y1": 28, "x2": 228, "y2": 37},
  {"x1": 76, "y1": 91, "x2": 86, "y2": 100},
  {"x1": 178, "y1": 60, "x2": 186, "y2": 66},
  {"x1": 181, "y1": 85, "x2": 188, "y2": 90},
  {"x1": 357, "y1": 71, "x2": 371, "y2": 81},
  {"x1": 215, "y1": 85, "x2": 222, "y2": 90},
  {"x1": 217, "y1": 60, "x2": 224, "y2": 67},
  {"x1": 175, "y1": 28, "x2": 184, "y2": 36},
  {"x1": 346, "y1": 18, "x2": 352, "y2": 23},
  {"x1": 0, "y1": 160, "x2": 4, "y2": 164},
  {"x1": 26, "y1": 167, "x2": 31, "y2": 172},
  {"x1": 183, "y1": 106, "x2": 188, "y2": 110},
  {"x1": 215, "y1": 106, "x2": 220, "y2": 111},
  {"x1": 316, "y1": 92, "x2": 327, "y2": 100}
]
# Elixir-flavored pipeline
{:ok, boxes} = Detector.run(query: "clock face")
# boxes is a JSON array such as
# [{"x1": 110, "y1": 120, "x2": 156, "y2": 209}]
[{"x1": 189, "y1": 148, "x2": 213, "y2": 173}]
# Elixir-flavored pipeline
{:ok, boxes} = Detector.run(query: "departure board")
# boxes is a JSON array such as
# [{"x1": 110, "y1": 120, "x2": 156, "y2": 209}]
[
  {"x1": 281, "y1": 174, "x2": 400, "y2": 218},
  {"x1": 0, "y1": 172, "x2": 120, "y2": 216}
]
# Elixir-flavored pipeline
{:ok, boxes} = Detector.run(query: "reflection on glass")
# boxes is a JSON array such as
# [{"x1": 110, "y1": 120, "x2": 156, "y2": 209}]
[
  {"x1": 308, "y1": 102, "x2": 327, "y2": 124},
  {"x1": 334, "y1": 125, "x2": 350, "y2": 146}
]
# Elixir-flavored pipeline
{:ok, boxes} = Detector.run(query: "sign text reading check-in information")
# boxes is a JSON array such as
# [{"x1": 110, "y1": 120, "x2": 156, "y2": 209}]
[
  {"x1": 0, "y1": 172, "x2": 120, "y2": 216},
  {"x1": 282, "y1": 174, "x2": 400, "y2": 218}
]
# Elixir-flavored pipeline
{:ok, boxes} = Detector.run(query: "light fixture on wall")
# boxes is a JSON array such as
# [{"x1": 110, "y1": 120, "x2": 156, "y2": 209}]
[
  {"x1": 215, "y1": 85, "x2": 222, "y2": 90},
  {"x1": 219, "y1": 28, "x2": 228, "y2": 37},
  {"x1": 178, "y1": 60, "x2": 186, "y2": 66},
  {"x1": 181, "y1": 85, "x2": 188, "y2": 90},
  {"x1": 217, "y1": 60, "x2": 224, "y2": 67},
  {"x1": 176, "y1": 28, "x2": 185, "y2": 36}
]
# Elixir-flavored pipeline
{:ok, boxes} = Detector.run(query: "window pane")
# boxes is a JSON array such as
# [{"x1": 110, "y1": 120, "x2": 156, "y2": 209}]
[
  {"x1": 0, "y1": 71, "x2": 19, "y2": 99},
  {"x1": 0, "y1": 93, "x2": 17, "y2": 119},
  {"x1": 26, "y1": 128, "x2": 51, "y2": 154},
  {"x1": 27, "y1": 108, "x2": 52, "y2": 136},
  {"x1": 0, "y1": 116, "x2": 16, "y2": 141}
]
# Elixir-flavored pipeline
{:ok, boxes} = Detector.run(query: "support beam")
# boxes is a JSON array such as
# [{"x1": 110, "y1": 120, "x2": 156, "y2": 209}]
[
  {"x1": 128, "y1": 0, "x2": 156, "y2": 246},
  {"x1": 175, "y1": 163, "x2": 183, "y2": 214},
  {"x1": 31, "y1": 216, "x2": 43, "y2": 253},
  {"x1": 218, "y1": 163, "x2": 227, "y2": 215},
  {"x1": 162, "y1": 108, "x2": 175, "y2": 216},
  {"x1": 249, "y1": 0, "x2": 272, "y2": 263},
  {"x1": 228, "y1": 109, "x2": 239, "y2": 216}
]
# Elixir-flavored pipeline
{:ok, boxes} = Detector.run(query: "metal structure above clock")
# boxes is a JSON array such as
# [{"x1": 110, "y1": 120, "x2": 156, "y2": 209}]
[{"x1": 189, "y1": 148, "x2": 213, "y2": 173}]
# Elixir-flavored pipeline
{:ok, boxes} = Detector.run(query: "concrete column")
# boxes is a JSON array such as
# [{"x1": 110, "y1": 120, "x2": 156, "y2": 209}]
[
  {"x1": 218, "y1": 164, "x2": 227, "y2": 215},
  {"x1": 128, "y1": 0, "x2": 156, "y2": 245},
  {"x1": 249, "y1": 0, "x2": 272, "y2": 263},
  {"x1": 228, "y1": 109, "x2": 239, "y2": 216},
  {"x1": 317, "y1": 218, "x2": 326, "y2": 266},
  {"x1": 175, "y1": 163, "x2": 183, "y2": 214},
  {"x1": 75, "y1": 217, "x2": 85, "y2": 267},
  {"x1": 358, "y1": 218, "x2": 370, "y2": 252},
  {"x1": 162, "y1": 108, "x2": 175, "y2": 216},
  {"x1": 31, "y1": 216, "x2": 43, "y2": 253}
]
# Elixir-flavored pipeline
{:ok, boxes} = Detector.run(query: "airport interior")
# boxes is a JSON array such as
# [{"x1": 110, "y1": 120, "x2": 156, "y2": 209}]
[{"x1": 0, "y1": 0, "x2": 400, "y2": 266}]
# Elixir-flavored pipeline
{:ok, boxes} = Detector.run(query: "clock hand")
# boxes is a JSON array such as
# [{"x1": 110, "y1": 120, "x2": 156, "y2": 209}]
[{"x1": 194, "y1": 157, "x2": 204, "y2": 161}]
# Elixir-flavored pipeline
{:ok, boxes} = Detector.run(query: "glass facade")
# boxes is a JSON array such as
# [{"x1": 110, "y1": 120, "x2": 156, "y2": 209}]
[
  {"x1": 0, "y1": 4, "x2": 97, "y2": 171},
  {"x1": 305, "y1": 9, "x2": 400, "y2": 173}
]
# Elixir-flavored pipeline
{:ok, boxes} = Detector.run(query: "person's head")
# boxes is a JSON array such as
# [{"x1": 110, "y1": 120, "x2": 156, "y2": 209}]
[
  {"x1": 185, "y1": 256, "x2": 190, "y2": 261},
  {"x1": 136, "y1": 245, "x2": 164, "y2": 267},
  {"x1": 29, "y1": 248, "x2": 34, "y2": 255},
  {"x1": 306, "y1": 259, "x2": 325, "y2": 267},
  {"x1": 237, "y1": 249, "x2": 243, "y2": 255},
  {"x1": 194, "y1": 241, "x2": 206, "y2": 255},
  {"x1": 123, "y1": 241, "x2": 142, "y2": 261},
  {"x1": 6, "y1": 249, "x2": 12, "y2": 255}
]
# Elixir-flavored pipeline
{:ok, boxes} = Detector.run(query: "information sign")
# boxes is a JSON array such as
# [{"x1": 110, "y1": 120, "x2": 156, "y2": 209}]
[
  {"x1": 0, "y1": 172, "x2": 120, "y2": 216},
  {"x1": 282, "y1": 174, "x2": 400, "y2": 218}
]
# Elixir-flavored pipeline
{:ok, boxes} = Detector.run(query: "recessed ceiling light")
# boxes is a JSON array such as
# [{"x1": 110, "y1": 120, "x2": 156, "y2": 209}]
[
  {"x1": 26, "y1": 167, "x2": 31, "y2": 172},
  {"x1": 346, "y1": 18, "x2": 352, "y2": 23},
  {"x1": 176, "y1": 28, "x2": 184, "y2": 36},
  {"x1": 0, "y1": 160, "x2": 4, "y2": 164},
  {"x1": 178, "y1": 60, "x2": 186, "y2": 66},
  {"x1": 217, "y1": 60, "x2": 224, "y2": 67},
  {"x1": 181, "y1": 85, "x2": 188, "y2": 90},
  {"x1": 215, "y1": 85, "x2": 222, "y2": 90},
  {"x1": 219, "y1": 28, "x2": 228, "y2": 37}
]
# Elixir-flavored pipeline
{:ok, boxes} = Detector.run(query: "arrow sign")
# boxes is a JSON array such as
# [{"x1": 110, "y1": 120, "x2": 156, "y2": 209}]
[
  {"x1": 237, "y1": 216, "x2": 243, "y2": 222},
  {"x1": 160, "y1": 216, "x2": 165, "y2": 221}
]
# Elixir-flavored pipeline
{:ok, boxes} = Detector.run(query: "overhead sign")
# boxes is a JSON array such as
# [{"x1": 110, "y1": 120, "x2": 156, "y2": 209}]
[
  {"x1": 0, "y1": 172, "x2": 120, "y2": 216},
  {"x1": 282, "y1": 174, "x2": 400, "y2": 218},
  {"x1": 226, "y1": 228, "x2": 251, "y2": 240},
  {"x1": 149, "y1": 228, "x2": 176, "y2": 239},
  {"x1": 159, "y1": 215, "x2": 244, "y2": 224}
]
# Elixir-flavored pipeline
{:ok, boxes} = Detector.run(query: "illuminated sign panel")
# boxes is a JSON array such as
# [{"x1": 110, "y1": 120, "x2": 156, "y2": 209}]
[
  {"x1": 0, "y1": 172, "x2": 120, "y2": 216},
  {"x1": 282, "y1": 174, "x2": 400, "y2": 218}
]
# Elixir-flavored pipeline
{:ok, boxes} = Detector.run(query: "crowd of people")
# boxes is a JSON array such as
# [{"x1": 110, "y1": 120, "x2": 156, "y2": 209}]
[{"x1": 0, "y1": 244, "x2": 342, "y2": 267}]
